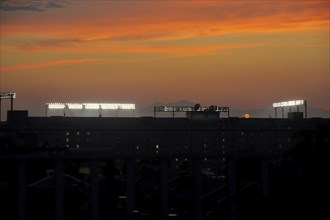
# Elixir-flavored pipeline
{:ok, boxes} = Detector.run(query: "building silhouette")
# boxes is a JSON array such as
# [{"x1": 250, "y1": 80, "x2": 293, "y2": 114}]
[{"x1": 0, "y1": 110, "x2": 328, "y2": 220}]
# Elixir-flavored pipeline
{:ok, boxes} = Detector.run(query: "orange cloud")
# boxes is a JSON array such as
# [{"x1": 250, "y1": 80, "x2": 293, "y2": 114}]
[
  {"x1": 1, "y1": 58, "x2": 108, "y2": 72},
  {"x1": 2, "y1": 1, "x2": 328, "y2": 38},
  {"x1": 14, "y1": 37, "x2": 265, "y2": 55}
]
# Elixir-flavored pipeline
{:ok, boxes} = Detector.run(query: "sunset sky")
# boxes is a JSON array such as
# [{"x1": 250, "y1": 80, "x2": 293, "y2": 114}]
[{"x1": 1, "y1": 0, "x2": 329, "y2": 117}]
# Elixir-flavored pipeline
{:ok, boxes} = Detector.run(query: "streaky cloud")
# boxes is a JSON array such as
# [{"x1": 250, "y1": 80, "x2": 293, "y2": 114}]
[
  {"x1": 0, "y1": 0, "x2": 67, "y2": 12},
  {"x1": 1, "y1": 58, "x2": 109, "y2": 72}
]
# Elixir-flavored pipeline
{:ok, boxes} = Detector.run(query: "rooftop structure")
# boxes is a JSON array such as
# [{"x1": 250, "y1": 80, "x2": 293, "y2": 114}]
[
  {"x1": 272, "y1": 99, "x2": 307, "y2": 118},
  {"x1": 0, "y1": 91, "x2": 16, "y2": 120},
  {"x1": 0, "y1": 110, "x2": 328, "y2": 220},
  {"x1": 154, "y1": 104, "x2": 229, "y2": 118}
]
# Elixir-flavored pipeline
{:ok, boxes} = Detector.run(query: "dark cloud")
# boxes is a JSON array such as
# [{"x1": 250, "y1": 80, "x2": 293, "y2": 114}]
[
  {"x1": 0, "y1": 0, "x2": 67, "y2": 12},
  {"x1": 17, "y1": 32, "x2": 175, "y2": 51}
]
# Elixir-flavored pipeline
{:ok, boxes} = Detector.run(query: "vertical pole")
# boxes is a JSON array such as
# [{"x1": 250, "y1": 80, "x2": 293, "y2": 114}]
[
  {"x1": 154, "y1": 107, "x2": 156, "y2": 118},
  {"x1": 282, "y1": 107, "x2": 284, "y2": 118},
  {"x1": 275, "y1": 108, "x2": 277, "y2": 118},
  {"x1": 10, "y1": 94, "x2": 14, "y2": 110},
  {"x1": 55, "y1": 160, "x2": 64, "y2": 220},
  {"x1": 90, "y1": 160, "x2": 99, "y2": 220},
  {"x1": 17, "y1": 160, "x2": 27, "y2": 220},
  {"x1": 227, "y1": 158, "x2": 237, "y2": 220},
  {"x1": 126, "y1": 159, "x2": 135, "y2": 220},
  {"x1": 0, "y1": 99, "x2": 2, "y2": 121},
  {"x1": 193, "y1": 159, "x2": 203, "y2": 220},
  {"x1": 305, "y1": 101, "x2": 307, "y2": 118},
  {"x1": 160, "y1": 159, "x2": 169, "y2": 220}
]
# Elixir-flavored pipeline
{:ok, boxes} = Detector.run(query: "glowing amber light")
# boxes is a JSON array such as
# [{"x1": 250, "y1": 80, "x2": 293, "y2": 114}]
[{"x1": 243, "y1": 113, "x2": 250, "y2": 118}]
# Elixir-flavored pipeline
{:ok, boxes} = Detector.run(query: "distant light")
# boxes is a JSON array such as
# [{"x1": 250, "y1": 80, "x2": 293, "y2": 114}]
[
  {"x1": 46, "y1": 102, "x2": 135, "y2": 110},
  {"x1": 120, "y1": 103, "x2": 135, "y2": 110},
  {"x1": 273, "y1": 100, "x2": 304, "y2": 108},
  {"x1": 101, "y1": 103, "x2": 135, "y2": 110},
  {"x1": 67, "y1": 103, "x2": 83, "y2": 109},
  {"x1": 84, "y1": 103, "x2": 100, "y2": 109},
  {"x1": 0, "y1": 92, "x2": 16, "y2": 99},
  {"x1": 243, "y1": 113, "x2": 250, "y2": 118},
  {"x1": 47, "y1": 103, "x2": 66, "y2": 109}
]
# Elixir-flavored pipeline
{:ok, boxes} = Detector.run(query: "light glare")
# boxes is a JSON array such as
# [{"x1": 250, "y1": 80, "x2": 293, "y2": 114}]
[
  {"x1": 273, "y1": 100, "x2": 304, "y2": 108},
  {"x1": 84, "y1": 103, "x2": 100, "y2": 109},
  {"x1": 0, "y1": 92, "x2": 16, "y2": 99},
  {"x1": 46, "y1": 102, "x2": 135, "y2": 110},
  {"x1": 47, "y1": 103, "x2": 66, "y2": 109},
  {"x1": 67, "y1": 103, "x2": 83, "y2": 109}
]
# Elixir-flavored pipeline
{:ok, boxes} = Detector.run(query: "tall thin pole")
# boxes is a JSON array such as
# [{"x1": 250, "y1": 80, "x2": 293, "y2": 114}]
[
  {"x1": 10, "y1": 94, "x2": 14, "y2": 110},
  {"x1": 275, "y1": 107, "x2": 277, "y2": 118}
]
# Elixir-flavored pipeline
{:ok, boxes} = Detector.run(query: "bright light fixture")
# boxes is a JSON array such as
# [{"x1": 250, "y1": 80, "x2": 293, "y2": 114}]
[
  {"x1": 84, "y1": 103, "x2": 100, "y2": 109},
  {"x1": 272, "y1": 100, "x2": 304, "y2": 108},
  {"x1": 46, "y1": 102, "x2": 135, "y2": 110},
  {"x1": 100, "y1": 103, "x2": 135, "y2": 110},
  {"x1": 67, "y1": 103, "x2": 83, "y2": 109},
  {"x1": 47, "y1": 103, "x2": 66, "y2": 109},
  {"x1": 0, "y1": 92, "x2": 16, "y2": 99},
  {"x1": 120, "y1": 104, "x2": 135, "y2": 110}
]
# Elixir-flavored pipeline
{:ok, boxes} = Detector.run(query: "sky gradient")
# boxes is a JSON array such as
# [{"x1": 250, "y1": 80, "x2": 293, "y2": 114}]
[{"x1": 1, "y1": 0, "x2": 329, "y2": 117}]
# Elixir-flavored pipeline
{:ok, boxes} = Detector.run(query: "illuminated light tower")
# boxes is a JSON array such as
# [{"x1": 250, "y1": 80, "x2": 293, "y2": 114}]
[
  {"x1": 272, "y1": 100, "x2": 307, "y2": 119},
  {"x1": 0, "y1": 92, "x2": 16, "y2": 121},
  {"x1": 45, "y1": 102, "x2": 136, "y2": 117}
]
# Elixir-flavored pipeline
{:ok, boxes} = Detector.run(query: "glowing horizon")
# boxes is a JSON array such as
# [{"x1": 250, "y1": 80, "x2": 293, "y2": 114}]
[{"x1": 1, "y1": 0, "x2": 329, "y2": 117}]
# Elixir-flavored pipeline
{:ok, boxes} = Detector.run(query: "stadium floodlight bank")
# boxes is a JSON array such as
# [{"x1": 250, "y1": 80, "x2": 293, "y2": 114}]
[
  {"x1": 0, "y1": 92, "x2": 17, "y2": 121},
  {"x1": 46, "y1": 103, "x2": 135, "y2": 110},
  {"x1": 272, "y1": 100, "x2": 304, "y2": 108},
  {"x1": 272, "y1": 100, "x2": 307, "y2": 118},
  {"x1": 45, "y1": 102, "x2": 135, "y2": 117},
  {"x1": 0, "y1": 92, "x2": 16, "y2": 99}
]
